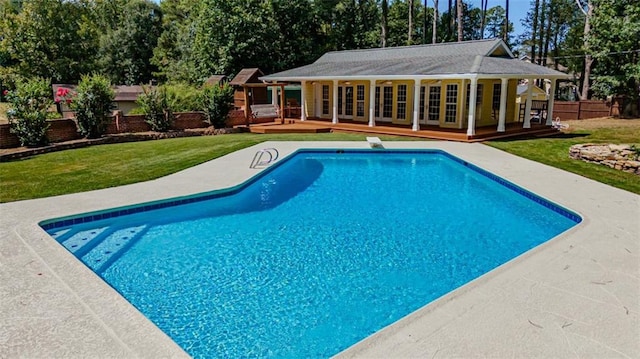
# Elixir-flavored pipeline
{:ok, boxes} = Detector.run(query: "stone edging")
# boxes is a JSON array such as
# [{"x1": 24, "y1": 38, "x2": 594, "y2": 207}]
[{"x1": 569, "y1": 143, "x2": 640, "y2": 175}]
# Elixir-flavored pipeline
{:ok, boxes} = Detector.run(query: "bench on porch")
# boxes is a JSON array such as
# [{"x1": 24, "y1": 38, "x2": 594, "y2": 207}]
[
  {"x1": 519, "y1": 100, "x2": 548, "y2": 124},
  {"x1": 250, "y1": 104, "x2": 281, "y2": 124}
]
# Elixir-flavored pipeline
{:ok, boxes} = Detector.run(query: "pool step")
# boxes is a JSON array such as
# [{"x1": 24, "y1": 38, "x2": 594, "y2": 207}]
[
  {"x1": 56, "y1": 227, "x2": 110, "y2": 254},
  {"x1": 81, "y1": 225, "x2": 148, "y2": 273}
]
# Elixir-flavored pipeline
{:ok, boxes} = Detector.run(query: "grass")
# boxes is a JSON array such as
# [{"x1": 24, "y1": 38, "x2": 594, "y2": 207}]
[
  {"x1": 487, "y1": 118, "x2": 640, "y2": 195},
  {"x1": 0, "y1": 132, "x2": 414, "y2": 202},
  {"x1": 2, "y1": 117, "x2": 639, "y2": 202}
]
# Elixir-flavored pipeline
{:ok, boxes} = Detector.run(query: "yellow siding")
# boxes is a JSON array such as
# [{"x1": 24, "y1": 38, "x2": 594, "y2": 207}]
[
  {"x1": 476, "y1": 79, "x2": 499, "y2": 127},
  {"x1": 303, "y1": 82, "x2": 314, "y2": 118},
  {"x1": 506, "y1": 79, "x2": 518, "y2": 123}
]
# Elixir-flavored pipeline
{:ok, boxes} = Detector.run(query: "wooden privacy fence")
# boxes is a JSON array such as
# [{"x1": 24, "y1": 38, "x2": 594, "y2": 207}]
[{"x1": 552, "y1": 99, "x2": 623, "y2": 120}]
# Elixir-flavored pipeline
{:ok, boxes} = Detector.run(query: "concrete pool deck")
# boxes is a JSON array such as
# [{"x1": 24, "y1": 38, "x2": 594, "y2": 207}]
[{"x1": 1, "y1": 141, "x2": 638, "y2": 357}]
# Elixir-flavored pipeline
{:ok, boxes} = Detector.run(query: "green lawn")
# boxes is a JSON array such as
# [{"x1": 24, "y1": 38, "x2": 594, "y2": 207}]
[
  {"x1": 0, "y1": 133, "x2": 413, "y2": 203},
  {"x1": 487, "y1": 119, "x2": 640, "y2": 195},
  {"x1": 2, "y1": 120, "x2": 639, "y2": 203}
]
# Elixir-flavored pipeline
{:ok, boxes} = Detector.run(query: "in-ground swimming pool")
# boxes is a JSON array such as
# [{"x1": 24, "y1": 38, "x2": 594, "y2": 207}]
[{"x1": 41, "y1": 149, "x2": 580, "y2": 358}]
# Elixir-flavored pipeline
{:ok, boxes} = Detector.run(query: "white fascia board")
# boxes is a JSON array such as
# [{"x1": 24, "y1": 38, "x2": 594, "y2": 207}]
[
  {"x1": 475, "y1": 73, "x2": 572, "y2": 80},
  {"x1": 262, "y1": 72, "x2": 571, "y2": 83},
  {"x1": 262, "y1": 74, "x2": 477, "y2": 82}
]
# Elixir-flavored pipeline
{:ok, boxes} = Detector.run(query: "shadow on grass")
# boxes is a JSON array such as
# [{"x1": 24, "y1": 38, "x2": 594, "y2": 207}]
[{"x1": 489, "y1": 132, "x2": 590, "y2": 143}]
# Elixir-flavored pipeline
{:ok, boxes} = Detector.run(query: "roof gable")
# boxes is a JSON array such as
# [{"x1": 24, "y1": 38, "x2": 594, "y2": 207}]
[{"x1": 230, "y1": 68, "x2": 265, "y2": 85}]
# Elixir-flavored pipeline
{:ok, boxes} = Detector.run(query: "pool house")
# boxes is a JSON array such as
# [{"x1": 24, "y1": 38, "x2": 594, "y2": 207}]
[{"x1": 260, "y1": 39, "x2": 570, "y2": 140}]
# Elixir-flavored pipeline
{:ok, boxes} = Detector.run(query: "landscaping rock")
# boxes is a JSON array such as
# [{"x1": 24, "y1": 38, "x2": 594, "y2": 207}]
[{"x1": 569, "y1": 143, "x2": 640, "y2": 175}]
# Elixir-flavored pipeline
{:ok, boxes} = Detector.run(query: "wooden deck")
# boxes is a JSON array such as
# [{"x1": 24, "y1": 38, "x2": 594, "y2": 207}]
[{"x1": 247, "y1": 119, "x2": 559, "y2": 142}]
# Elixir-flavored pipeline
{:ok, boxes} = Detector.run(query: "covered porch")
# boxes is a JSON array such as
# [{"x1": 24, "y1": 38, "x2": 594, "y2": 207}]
[
  {"x1": 248, "y1": 118, "x2": 559, "y2": 142},
  {"x1": 259, "y1": 75, "x2": 563, "y2": 142}
]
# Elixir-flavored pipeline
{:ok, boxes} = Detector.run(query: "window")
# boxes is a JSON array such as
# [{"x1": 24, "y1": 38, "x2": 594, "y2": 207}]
[
  {"x1": 322, "y1": 85, "x2": 329, "y2": 115},
  {"x1": 466, "y1": 83, "x2": 483, "y2": 107},
  {"x1": 492, "y1": 83, "x2": 501, "y2": 109},
  {"x1": 428, "y1": 86, "x2": 441, "y2": 121},
  {"x1": 445, "y1": 84, "x2": 458, "y2": 123},
  {"x1": 356, "y1": 85, "x2": 365, "y2": 117},
  {"x1": 345, "y1": 86, "x2": 353, "y2": 116},
  {"x1": 492, "y1": 83, "x2": 502, "y2": 120},
  {"x1": 419, "y1": 86, "x2": 426, "y2": 120},
  {"x1": 396, "y1": 84, "x2": 407, "y2": 120},
  {"x1": 375, "y1": 87, "x2": 380, "y2": 117},
  {"x1": 337, "y1": 87, "x2": 343, "y2": 115},
  {"x1": 383, "y1": 87, "x2": 393, "y2": 118}
]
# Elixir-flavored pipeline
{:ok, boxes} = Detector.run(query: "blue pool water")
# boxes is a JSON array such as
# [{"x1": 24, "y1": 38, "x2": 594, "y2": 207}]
[{"x1": 42, "y1": 150, "x2": 580, "y2": 358}]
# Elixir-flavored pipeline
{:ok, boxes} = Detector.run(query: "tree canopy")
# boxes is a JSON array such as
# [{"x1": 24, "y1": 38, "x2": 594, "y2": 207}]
[{"x1": 0, "y1": 0, "x2": 637, "y2": 100}]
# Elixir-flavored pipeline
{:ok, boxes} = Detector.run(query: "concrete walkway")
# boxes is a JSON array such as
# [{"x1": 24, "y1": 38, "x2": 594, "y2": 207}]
[{"x1": 1, "y1": 141, "x2": 638, "y2": 357}]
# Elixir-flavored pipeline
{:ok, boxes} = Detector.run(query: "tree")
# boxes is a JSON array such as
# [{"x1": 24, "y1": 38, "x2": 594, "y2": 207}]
[
  {"x1": 432, "y1": 0, "x2": 438, "y2": 43},
  {"x1": 71, "y1": 75, "x2": 115, "y2": 138},
  {"x1": 479, "y1": 0, "x2": 488, "y2": 39},
  {"x1": 136, "y1": 86, "x2": 174, "y2": 132},
  {"x1": 485, "y1": 5, "x2": 513, "y2": 44},
  {"x1": 151, "y1": 0, "x2": 200, "y2": 83},
  {"x1": 381, "y1": 0, "x2": 389, "y2": 47},
  {"x1": 0, "y1": 0, "x2": 99, "y2": 83},
  {"x1": 589, "y1": 0, "x2": 640, "y2": 102},
  {"x1": 200, "y1": 83, "x2": 234, "y2": 128},
  {"x1": 531, "y1": 0, "x2": 540, "y2": 63},
  {"x1": 504, "y1": 0, "x2": 509, "y2": 42},
  {"x1": 457, "y1": 0, "x2": 463, "y2": 41},
  {"x1": 98, "y1": 0, "x2": 163, "y2": 85},
  {"x1": 5, "y1": 77, "x2": 52, "y2": 147},
  {"x1": 408, "y1": 0, "x2": 414, "y2": 44},
  {"x1": 575, "y1": 0, "x2": 593, "y2": 100},
  {"x1": 269, "y1": 0, "x2": 323, "y2": 71}
]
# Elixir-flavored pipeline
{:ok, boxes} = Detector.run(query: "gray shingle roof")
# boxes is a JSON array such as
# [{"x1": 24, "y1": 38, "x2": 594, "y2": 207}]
[{"x1": 262, "y1": 39, "x2": 569, "y2": 80}]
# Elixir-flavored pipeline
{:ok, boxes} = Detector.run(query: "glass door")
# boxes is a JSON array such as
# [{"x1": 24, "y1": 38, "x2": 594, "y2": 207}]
[{"x1": 375, "y1": 85, "x2": 393, "y2": 122}]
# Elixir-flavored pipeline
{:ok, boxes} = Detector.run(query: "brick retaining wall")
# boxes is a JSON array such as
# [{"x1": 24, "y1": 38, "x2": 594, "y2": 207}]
[
  {"x1": 1, "y1": 112, "x2": 210, "y2": 149},
  {"x1": 1, "y1": 119, "x2": 80, "y2": 148}
]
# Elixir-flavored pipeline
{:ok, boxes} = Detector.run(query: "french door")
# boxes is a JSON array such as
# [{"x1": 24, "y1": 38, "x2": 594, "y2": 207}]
[{"x1": 374, "y1": 85, "x2": 393, "y2": 122}]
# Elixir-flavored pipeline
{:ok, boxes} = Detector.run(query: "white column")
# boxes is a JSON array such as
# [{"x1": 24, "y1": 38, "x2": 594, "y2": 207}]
[
  {"x1": 523, "y1": 78, "x2": 533, "y2": 129},
  {"x1": 497, "y1": 78, "x2": 508, "y2": 132},
  {"x1": 300, "y1": 81, "x2": 306, "y2": 121},
  {"x1": 271, "y1": 82, "x2": 278, "y2": 105},
  {"x1": 332, "y1": 80, "x2": 338, "y2": 124},
  {"x1": 368, "y1": 79, "x2": 376, "y2": 127},
  {"x1": 466, "y1": 77, "x2": 478, "y2": 136},
  {"x1": 412, "y1": 79, "x2": 421, "y2": 131},
  {"x1": 546, "y1": 79, "x2": 556, "y2": 125}
]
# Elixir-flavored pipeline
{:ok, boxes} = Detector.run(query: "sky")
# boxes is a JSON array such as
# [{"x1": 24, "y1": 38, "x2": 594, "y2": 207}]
[{"x1": 436, "y1": 0, "x2": 531, "y2": 38}]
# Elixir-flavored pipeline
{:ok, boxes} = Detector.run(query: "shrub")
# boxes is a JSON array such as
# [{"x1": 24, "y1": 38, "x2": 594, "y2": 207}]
[
  {"x1": 163, "y1": 84, "x2": 202, "y2": 112},
  {"x1": 200, "y1": 83, "x2": 234, "y2": 129},
  {"x1": 5, "y1": 77, "x2": 52, "y2": 147},
  {"x1": 136, "y1": 85, "x2": 174, "y2": 132},
  {"x1": 71, "y1": 75, "x2": 115, "y2": 138}
]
